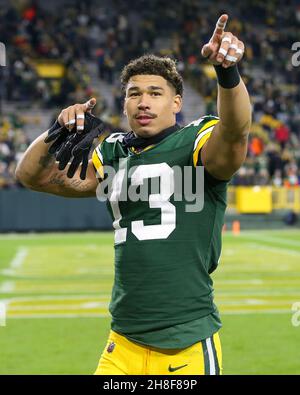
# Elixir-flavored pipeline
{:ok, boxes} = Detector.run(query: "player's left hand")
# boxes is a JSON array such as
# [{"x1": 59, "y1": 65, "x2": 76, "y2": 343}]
[{"x1": 201, "y1": 14, "x2": 245, "y2": 68}]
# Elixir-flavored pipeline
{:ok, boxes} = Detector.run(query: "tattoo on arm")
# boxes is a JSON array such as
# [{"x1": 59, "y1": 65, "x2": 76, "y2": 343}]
[
  {"x1": 49, "y1": 174, "x2": 66, "y2": 186},
  {"x1": 38, "y1": 154, "x2": 55, "y2": 169},
  {"x1": 48, "y1": 173, "x2": 87, "y2": 191},
  {"x1": 70, "y1": 179, "x2": 84, "y2": 189}
]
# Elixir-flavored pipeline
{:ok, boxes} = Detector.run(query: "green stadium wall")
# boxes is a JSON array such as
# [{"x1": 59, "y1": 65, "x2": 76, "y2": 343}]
[
  {"x1": 0, "y1": 189, "x2": 112, "y2": 232},
  {"x1": 0, "y1": 190, "x2": 298, "y2": 232}
]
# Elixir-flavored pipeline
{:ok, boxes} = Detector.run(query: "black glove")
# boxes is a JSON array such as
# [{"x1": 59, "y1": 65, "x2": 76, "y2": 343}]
[
  {"x1": 67, "y1": 118, "x2": 123, "y2": 180},
  {"x1": 65, "y1": 119, "x2": 124, "y2": 180},
  {"x1": 55, "y1": 132, "x2": 84, "y2": 172},
  {"x1": 67, "y1": 126, "x2": 104, "y2": 180},
  {"x1": 44, "y1": 120, "x2": 69, "y2": 154},
  {"x1": 55, "y1": 113, "x2": 107, "y2": 180},
  {"x1": 44, "y1": 112, "x2": 104, "y2": 156}
]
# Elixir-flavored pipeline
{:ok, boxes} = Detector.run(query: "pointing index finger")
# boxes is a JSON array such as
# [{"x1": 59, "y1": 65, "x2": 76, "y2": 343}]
[
  {"x1": 212, "y1": 14, "x2": 228, "y2": 40},
  {"x1": 84, "y1": 98, "x2": 96, "y2": 112}
]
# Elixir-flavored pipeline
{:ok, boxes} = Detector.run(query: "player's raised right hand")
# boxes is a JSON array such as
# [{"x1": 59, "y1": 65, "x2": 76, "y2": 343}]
[
  {"x1": 201, "y1": 14, "x2": 245, "y2": 68},
  {"x1": 57, "y1": 98, "x2": 97, "y2": 132}
]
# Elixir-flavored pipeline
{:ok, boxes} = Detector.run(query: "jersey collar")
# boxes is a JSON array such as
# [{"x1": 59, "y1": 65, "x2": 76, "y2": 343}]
[{"x1": 122, "y1": 123, "x2": 181, "y2": 150}]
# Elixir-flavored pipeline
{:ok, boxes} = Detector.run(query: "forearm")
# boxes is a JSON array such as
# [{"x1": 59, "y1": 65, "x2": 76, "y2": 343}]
[
  {"x1": 217, "y1": 77, "x2": 252, "y2": 141},
  {"x1": 15, "y1": 132, "x2": 98, "y2": 197},
  {"x1": 15, "y1": 131, "x2": 57, "y2": 188}
]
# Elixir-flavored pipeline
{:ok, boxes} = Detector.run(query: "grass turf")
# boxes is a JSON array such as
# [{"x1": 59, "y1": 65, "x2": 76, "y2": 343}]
[{"x1": 0, "y1": 230, "x2": 300, "y2": 374}]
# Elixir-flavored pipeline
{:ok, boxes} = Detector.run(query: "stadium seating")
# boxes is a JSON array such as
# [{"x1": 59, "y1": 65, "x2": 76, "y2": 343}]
[{"x1": 0, "y1": 0, "x2": 299, "y2": 190}]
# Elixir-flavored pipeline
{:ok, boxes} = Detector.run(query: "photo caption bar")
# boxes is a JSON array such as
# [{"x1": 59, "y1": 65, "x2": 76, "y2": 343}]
[{"x1": 102, "y1": 378, "x2": 198, "y2": 392}]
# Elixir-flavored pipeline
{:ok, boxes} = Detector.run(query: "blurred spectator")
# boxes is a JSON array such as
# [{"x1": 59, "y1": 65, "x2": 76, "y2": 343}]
[
  {"x1": 284, "y1": 162, "x2": 300, "y2": 187},
  {"x1": 250, "y1": 136, "x2": 264, "y2": 157},
  {"x1": 272, "y1": 169, "x2": 283, "y2": 187},
  {"x1": 0, "y1": 114, "x2": 30, "y2": 188},
  {"x1": 275, "y1": 122, "x2": 290, "y2": 149}
]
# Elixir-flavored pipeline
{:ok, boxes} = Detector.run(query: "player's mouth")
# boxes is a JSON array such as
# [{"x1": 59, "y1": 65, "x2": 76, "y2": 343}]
[{"x1": 135, "y1": 113, "x2": 156, "y2": 126}]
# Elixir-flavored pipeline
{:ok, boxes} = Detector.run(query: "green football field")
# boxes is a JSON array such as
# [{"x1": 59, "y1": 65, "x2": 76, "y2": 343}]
[{"x1": 0, "y1": 229, "x2": 300, "y2": 375}]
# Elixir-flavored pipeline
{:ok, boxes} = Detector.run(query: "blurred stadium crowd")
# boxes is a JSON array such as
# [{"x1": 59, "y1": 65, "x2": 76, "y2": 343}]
[{"x1": 0, "y1": 0, "x2": 300, "y2": 188}]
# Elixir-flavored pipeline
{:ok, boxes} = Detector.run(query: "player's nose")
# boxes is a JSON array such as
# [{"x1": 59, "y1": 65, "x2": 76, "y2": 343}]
[{"x1": 137, "y1": 94, "x2": 151, "y2": 110}]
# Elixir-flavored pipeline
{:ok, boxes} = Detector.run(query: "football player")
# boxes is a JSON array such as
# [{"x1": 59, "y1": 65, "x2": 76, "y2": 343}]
[{"x1": 16, "y1": 14, "x2": 251, "y2": 375}]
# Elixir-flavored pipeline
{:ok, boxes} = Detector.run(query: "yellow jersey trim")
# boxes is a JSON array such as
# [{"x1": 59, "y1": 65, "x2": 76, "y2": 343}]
[
  {"x1": 196, "y1": 119, "x2": 219, "y2": 136},
  {"x1": 92, "y1": 149, "x2": 104, "y2": 179},
  {"x1": 193, "y1": 120, "x2": 219, "y2": 166}
]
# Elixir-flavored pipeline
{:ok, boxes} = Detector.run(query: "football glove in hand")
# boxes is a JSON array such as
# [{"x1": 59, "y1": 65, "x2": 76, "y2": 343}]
[
  {"x1": 44, "y1": 113, "x2": 107, "y2": 180},
  {"x1": 63, "y1": 119, "x2": 123, "y2": 180},
  {"x1": 44, "y1": 112, "x2": 103, "y2": 154},
  {"x1": 63, "y1": 126, "x2": 104, "y2": 180},
  {"x1": 44, "y1": 120, "x2": 69, "y2": 154}
]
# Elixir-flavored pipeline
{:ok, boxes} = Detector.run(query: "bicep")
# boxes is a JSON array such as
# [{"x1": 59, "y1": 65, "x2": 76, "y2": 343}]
[
  {"x1": 34, "y1": 160, "x2": 98, "y2": 197},
  {"x1": 200, "y1": 123, "x2": 248, "y2": 180}
]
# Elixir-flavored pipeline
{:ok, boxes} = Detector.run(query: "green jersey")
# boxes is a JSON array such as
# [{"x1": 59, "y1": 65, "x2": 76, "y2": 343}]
[{"x1": 92, "y1": 115, "x2": 228, "y2": 349}]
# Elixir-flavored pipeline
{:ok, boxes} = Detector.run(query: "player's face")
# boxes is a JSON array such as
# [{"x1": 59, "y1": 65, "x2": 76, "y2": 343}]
[{"x1": 124, "y1": 75, "x2": 182, "y2": 137}]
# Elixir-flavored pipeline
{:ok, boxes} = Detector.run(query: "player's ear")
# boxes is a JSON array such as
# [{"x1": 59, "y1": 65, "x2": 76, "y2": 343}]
[{"x1": 173, "y1": 95, "x2": 182, "y2": 114}]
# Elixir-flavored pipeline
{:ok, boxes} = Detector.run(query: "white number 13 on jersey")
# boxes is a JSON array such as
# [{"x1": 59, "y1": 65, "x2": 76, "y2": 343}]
[{"x1": 110, "y1": 163, "x2": 176, "y2": 244}]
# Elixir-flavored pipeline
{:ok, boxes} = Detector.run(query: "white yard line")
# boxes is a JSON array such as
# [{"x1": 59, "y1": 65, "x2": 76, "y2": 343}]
[
  {"x1": 255, "y1": 235, "x2": 300, "y2": 248},
  {"x1": 218, "y1": 300, "x2": 297, "y2": 306},
  {"x1": 217, "y1": 290, "x2": 300, "y2": 295},
  {"x1": 248, "y1": 244, "x2": 300, "y2": 257},
  {"x1": 222, "y1": 309, "x2": 293, "y2": 315},
  {"x1": 241, "y1": 234, "x2": 300, "y2": 249},
  {"x1": 0, "y1": 294, "x2": 110, "y2": 304},
  {"x1": 0, "y1": 281, "x2": 15, "y2": 292},
  {"x1": 0, "y1": 247, "x2": 28, "y2": 277},
  {"x1": 8, "y1": 303, "x2": 108, "y2": 311},
  {"x1": 0, "y1": 247, "x2": 28, "y2": 294},
  {"x1": 7, "y1": 313, "x2": 109, "y2": 319},
  {"x1": 216, "y1": 279, "x2": 264, "y2": 285},
  {"x1": 5, "y1": 309, "x2": 293, "y2": 319},
  {"x1": 9, "y1": 247, "x2": 28, "y2": 269}
]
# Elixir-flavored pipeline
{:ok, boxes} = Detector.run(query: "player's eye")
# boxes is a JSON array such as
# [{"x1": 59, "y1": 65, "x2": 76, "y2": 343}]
[
  {"x1": 150, "y1": 92, "x2": 161, "y2": 96},
  {"x1": 129, "y1": 92, "x2": 140, "y2": 97}
]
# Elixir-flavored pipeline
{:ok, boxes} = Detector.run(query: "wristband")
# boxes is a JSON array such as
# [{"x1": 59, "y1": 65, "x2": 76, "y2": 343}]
[{"x1": 213, "y1": 64, "x2": 240, "y2": 89}]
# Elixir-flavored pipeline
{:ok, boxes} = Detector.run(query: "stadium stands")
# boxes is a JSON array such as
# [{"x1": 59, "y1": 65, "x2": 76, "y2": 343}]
[{"x1": 0, "y1": 0, "x2": 299, "y2": 191}]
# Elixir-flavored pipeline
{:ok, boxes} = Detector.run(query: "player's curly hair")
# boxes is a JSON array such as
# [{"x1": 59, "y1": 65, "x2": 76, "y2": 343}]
[{"x1": 120, "y1": 54, "x2": 183, "y2": 96}]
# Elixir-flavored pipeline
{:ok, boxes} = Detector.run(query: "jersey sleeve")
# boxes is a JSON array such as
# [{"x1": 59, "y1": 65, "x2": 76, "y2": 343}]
[
  {"x1": 92, "y1": 132, "x2": 126, "y2": 180},
  {"x1": 191, "y1": 115, "x2": 230, "y2": 188},
  {"x1": 192, "y1": 116, "x2": 219, "y2": 167}
]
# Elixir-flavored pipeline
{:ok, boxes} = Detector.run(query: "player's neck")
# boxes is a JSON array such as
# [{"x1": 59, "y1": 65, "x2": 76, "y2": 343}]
[{"x1": 123, "y1": 123, "x2": 180, "y2": 150}]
